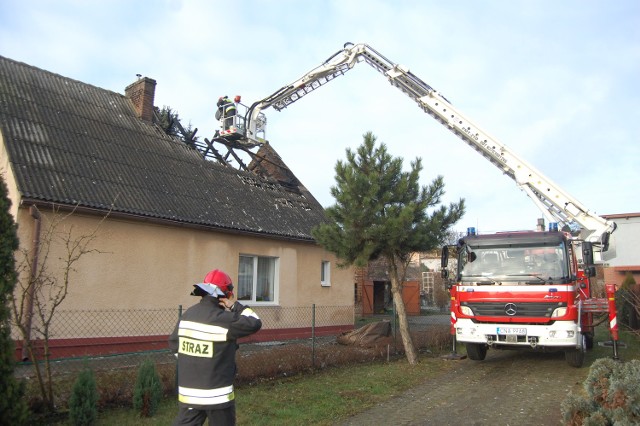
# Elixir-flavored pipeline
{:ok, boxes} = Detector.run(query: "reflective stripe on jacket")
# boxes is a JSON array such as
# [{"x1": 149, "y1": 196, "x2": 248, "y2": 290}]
[
  {"x1": 178, "y1": 384, "x2": 234, "y2": 406},
  {"x1": 221, "y1": 97, "x2": 236, "y2": 114}
]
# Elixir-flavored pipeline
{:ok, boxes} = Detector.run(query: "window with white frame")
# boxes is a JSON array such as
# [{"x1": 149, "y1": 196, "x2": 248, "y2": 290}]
[
  {"x1": 237, "y1": 255, "x2": 278, "y2": 302},
  {"x1": 321, "y1": 261, "x2": 331, "y2": 287}
]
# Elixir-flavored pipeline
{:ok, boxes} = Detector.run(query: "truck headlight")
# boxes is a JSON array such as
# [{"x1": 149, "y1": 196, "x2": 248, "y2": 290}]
[
  {"x1": 551, "y1": 307, "x2": 567, "y2": 318},
  {"x1": 460, "y1": 306, "x2": 474, "y2": 316}
]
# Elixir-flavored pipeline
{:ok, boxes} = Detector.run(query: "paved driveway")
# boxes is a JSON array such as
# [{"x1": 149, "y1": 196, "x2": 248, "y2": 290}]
[{"x1": 339, "y1": 348, "x2": 590, "y2": 426}]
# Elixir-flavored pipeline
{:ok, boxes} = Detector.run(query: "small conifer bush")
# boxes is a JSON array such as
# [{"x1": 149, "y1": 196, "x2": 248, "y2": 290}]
[
  {"x1": 561, "y1": 358, "x2": 640, "y2": 425},
  {"x1": 0, "y1": 175, "x2": 30, "y2": 425},
  {"x1": 133, "y1": 358, "x2": 163, "y2": 417},
  {"x1": 68, "y1": 366, "x2": 98, "y2": 426}
]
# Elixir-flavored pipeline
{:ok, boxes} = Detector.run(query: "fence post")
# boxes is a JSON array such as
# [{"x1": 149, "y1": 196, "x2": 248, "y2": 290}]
[
  {"x1": 175, "y1": 305, "x2": 182, "y2": 393},
  {"x1": 311, "y1": 304, "x2": 316, "y2": 368}
]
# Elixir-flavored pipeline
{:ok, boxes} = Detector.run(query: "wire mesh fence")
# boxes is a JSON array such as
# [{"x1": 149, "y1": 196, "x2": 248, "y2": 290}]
[
  {"x1": 13, "y1": 304, "x2": 452, "y2": 410},
  {"x1": 12, "y1": 307, "x2": 181, "y2": 381}
]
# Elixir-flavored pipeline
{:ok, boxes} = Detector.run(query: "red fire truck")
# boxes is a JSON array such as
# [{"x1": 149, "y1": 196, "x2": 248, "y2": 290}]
[{"x1": 443, "y1": 228, "x2": 619, "y2": 367}]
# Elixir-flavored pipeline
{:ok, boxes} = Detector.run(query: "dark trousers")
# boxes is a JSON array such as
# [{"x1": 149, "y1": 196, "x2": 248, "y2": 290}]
[
  {"x1": 173, "y1": 404, "x2": 236, "y2": 426},
  {"x1": 223, "y1": 111, "x2": 236, "y2": 130}
]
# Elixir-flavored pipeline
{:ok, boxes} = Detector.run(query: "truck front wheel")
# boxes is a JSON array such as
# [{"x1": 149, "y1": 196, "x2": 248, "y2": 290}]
[
  {"x1": 466, "y1": 343, "x2": 488, "y2": 361},
  {"x1": 565, "y1": 348, "x2": 585, "y2": 368},
  {"x1": 565, "y1": 334, "x2": 586, "y2": 368}
]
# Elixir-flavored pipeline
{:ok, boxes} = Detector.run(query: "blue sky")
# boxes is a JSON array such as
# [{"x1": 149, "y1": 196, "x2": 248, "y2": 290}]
[{"x1": 1, "y1": 0, "x2": 638, "y2": 234}]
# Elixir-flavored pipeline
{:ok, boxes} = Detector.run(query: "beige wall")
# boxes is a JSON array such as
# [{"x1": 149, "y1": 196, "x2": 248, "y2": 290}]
[
  {"x1": 12, "y1": 206, "x2": 354, "y2": 338},
  {"x1": 0, "y1": 134, "x2": 21, "y2": 219}
]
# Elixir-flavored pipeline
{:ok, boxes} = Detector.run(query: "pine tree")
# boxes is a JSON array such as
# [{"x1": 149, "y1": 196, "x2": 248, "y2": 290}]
[
  {"x1": 133, "y1": 358, "x2": 163, "y2": 417},
  {"x1": 313, "y1": 132, "x2": 465, "y2": 364},
  {"x1": 0, "y1": 175, "x2": 30, "y2": 425},
  {"x1": 68, "y1": 365, "x2": 98, "y2": 426}
]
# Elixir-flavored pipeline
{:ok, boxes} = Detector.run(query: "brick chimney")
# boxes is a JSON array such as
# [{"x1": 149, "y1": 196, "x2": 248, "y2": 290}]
[{"x1": 125, "y1": 76, "x2": 156, "y2": 122}]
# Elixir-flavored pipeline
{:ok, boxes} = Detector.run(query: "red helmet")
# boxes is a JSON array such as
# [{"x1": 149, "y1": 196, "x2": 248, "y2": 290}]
[{"x1": 203, "y1": 269, "x2": 234, "y2": 296}]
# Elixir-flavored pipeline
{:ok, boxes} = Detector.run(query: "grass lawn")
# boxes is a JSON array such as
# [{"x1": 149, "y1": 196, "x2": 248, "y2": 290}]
[
  {"x1": 45, "y1": 325, "x2": 640, "y2": 425},
  {"x1": 82, "y1": 353, "x2": 454, "y2": 425}
]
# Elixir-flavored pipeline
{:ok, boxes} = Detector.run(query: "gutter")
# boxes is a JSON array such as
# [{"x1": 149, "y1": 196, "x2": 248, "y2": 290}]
[
  {"x1": 21, "y1": 204, "x2": 40, "y2": 361},
  {"x1": 19, "y1": 198, "x2": 320, "y2": 245}
]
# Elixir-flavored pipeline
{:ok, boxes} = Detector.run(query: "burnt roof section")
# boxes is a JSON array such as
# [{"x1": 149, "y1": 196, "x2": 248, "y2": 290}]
[{"x1": 0, "y1": 55, "x2": 327, "y2": 241}]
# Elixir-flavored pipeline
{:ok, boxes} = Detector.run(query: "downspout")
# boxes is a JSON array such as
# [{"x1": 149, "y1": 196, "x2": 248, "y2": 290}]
[{"x1": 21, "y1": 204, "x2": 41, "y2": 361}]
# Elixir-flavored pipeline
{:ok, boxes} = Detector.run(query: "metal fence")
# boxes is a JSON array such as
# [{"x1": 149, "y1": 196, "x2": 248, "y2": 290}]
[{"x1": 13, "y1": 304, "x2": 452, "y2": 407}]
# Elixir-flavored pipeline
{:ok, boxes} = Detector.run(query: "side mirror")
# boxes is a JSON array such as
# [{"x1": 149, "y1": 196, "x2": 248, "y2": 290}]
[
  {"x1": 441, "y1": 269, "x2": 449, "y2": 279},
  {"x1": 601, "y1": 232, "x2": 610, "y2": 252},
  {"x1": 582, "y1": 242, "x2": 594, "y2": 266}
]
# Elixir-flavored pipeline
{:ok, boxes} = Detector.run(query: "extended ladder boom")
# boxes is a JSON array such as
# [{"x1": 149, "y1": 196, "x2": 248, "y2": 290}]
[{"x1": 240, "y1": 42, "x2": 616, "y2": 251}]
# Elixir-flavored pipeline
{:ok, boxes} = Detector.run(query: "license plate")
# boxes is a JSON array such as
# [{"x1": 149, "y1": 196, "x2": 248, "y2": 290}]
[{"x1": 497, "y1": 327, "x2": 526, "y2": 336}]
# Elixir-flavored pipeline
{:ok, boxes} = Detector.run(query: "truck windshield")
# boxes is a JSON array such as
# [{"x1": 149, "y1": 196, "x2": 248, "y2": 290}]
[{"x1": 459, "y1": 243, "x2": 569, "y2": 284}]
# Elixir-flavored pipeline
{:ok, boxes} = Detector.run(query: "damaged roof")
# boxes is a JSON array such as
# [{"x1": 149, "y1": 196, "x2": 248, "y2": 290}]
[{"x1": 0, "y1": 55, "x2": 327, "y2": 241}]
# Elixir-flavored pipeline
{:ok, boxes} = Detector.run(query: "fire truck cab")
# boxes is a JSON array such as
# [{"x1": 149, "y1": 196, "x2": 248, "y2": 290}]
[{"x1": 450, "y1": 227, "x2": 599, "y2": 367}]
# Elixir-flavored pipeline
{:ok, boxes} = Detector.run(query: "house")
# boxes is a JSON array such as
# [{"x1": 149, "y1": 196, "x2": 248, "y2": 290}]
[
  {"x1": 0, "y1": 55, "x2": 355, "y2": 359},
  {"x1": 601, "y1": 213, "x2": 640, "y2": 289}
]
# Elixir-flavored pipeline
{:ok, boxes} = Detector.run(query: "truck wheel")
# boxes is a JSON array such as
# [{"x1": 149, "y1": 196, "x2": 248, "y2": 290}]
[
  {"x1": 565, "y1": 334, "x2": 586, "y2": 368},
  {"x1": 585, "y1": 332, "x2": 594, "y2": 350},
  {"x1": 465, "y1": 343, "x2": 487, "y2": 361},
  {"x1": 565, "y1": 349, "x2": 585, "y2": 368}
]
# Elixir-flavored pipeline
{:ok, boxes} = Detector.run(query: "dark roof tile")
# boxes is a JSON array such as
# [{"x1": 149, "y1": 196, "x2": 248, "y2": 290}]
[{"x1": 0, "y1": 55, "x2": 326, "y2": 241}]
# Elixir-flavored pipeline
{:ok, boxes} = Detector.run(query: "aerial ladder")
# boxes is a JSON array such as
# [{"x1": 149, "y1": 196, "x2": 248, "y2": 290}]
[{"x1": 213, "y1": 42, "x2": 617, "y2": 259}]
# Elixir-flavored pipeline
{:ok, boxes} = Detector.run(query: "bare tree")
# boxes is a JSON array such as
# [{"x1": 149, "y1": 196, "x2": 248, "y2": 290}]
[{"x1": 10, "y1": 205, "x2": 106, "y2": 413}]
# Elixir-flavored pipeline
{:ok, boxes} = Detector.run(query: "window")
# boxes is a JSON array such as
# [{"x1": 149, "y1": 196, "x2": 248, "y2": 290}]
[
  {"x1": 459, "y1": 241, "x2": 569, "y2": 284},
  {"x1": 321, "y1": 261, "x2": 331, "y2": 287},
  {"x1": 238, "y1": 255, "x2": 278, "y2": 302}
]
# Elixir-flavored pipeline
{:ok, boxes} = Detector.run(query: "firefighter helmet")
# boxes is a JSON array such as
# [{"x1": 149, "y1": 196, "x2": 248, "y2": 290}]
[
  {"x1": 203, "y1": 269, "x2": 234, "y2": 297},
  {"x1": 190, "y1": 269, "x2": 234, "y2": 298}
]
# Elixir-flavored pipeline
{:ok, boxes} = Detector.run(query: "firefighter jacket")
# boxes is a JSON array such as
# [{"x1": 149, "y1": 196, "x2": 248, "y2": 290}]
[
  {"x1": 217, "y1": 97, "x2": 236, "y2": 116},
  {"x1": 168, "y1": 295, "x2": 262, "y2": 409}
]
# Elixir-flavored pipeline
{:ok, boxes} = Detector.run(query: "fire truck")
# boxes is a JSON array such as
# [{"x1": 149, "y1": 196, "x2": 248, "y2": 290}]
[
  {"x1": 212, "y1": 42, "x2": 620, "y2": 367},
  {"x1": 443, "y1": 227, "x2": 621, "y2": 367}
]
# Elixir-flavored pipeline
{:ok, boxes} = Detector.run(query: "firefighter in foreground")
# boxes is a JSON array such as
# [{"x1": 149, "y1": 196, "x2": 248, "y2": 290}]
[{"x1": 169, "y1": 269, "x2": 262, "y2": 425}]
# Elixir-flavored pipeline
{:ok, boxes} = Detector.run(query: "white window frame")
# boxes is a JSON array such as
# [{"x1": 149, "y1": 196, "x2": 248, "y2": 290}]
[
  {"x1": 321, "y1": 260, "x2": 331, "y2": 287},
  {"x1": 238, "y1": 254, "x2": 279, "y2": 304}
]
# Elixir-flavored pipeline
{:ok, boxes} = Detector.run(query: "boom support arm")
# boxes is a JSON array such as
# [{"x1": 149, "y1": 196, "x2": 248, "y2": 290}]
[{"x1": 241, "y1": 42, "x2": 616, "y2": 249}]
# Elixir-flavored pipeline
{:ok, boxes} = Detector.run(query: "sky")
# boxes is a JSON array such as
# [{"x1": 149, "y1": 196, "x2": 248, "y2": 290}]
[{"x1": 1, "y1": 0, "x2": 638, "y2": 234}]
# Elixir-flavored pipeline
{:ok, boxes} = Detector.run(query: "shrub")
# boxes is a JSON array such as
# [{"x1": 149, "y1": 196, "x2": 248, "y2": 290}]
[
  {"x1": 619, "y1": 272, "x2": 639, "y2": 330},
  {"x1": 561, "y1": 358, "x2": 640, "y2": 424},
  {"x1": 68, "y1": 366, "x2": 98, "y2": 426},
  {"x1": 133, "y1": 358, "x2": 163, "y2": 417}
]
